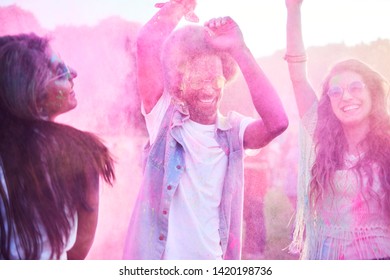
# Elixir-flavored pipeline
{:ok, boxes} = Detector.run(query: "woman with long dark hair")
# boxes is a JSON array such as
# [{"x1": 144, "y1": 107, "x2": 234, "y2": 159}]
[
  {"x1": 285, "y1": 0, "x2": 390, "y2": 259},
  {"x1": 0, "y1": 33, "x2": 115, "y2": 259}
]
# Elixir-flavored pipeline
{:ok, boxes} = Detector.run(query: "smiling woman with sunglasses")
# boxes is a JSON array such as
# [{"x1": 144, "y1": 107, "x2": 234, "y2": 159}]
[
  {"x1": 285, "y1": 0, "x2": 390, "y2": 260},
  {"x1": 0, "y1": 33, "x2": 115, "y2": 259}
]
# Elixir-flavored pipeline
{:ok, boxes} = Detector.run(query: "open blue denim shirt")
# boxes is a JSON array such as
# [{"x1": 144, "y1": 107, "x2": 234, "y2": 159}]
[{"x1": 123, "y1": 100, "x2": 246, "y2": 260}]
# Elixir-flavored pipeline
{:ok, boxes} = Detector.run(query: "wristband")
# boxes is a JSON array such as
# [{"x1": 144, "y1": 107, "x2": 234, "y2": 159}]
[{"x1": 284, "y1": 53, "x2": 307, "y2": 63}]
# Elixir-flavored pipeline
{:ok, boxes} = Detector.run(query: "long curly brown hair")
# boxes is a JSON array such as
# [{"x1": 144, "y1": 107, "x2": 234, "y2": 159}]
[{"x1": 310, "y1": 59, "x2": 390, "y2": 211}]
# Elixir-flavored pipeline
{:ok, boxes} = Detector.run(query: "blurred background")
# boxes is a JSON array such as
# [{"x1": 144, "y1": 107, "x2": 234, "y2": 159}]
[{"x1": 1, "y1": 0, "x2": 389, "y2": 260}]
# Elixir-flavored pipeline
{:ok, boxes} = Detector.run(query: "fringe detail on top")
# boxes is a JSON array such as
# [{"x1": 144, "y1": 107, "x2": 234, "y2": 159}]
[
  {"x1": 304, "y1": 223, "x2": 390, "y2": 259},
  {"x1": 288, "y1": 103, "x2": 317, "y2": 258}
]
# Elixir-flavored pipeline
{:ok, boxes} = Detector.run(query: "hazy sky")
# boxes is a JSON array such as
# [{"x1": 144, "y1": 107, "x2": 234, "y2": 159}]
[{"x1": 1, "y1": 0, "x2": 390, "y2": 57}]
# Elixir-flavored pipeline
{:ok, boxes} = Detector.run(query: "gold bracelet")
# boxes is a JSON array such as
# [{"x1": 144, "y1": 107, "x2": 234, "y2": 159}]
[{"x1": 283, "y1": 54, "x2": 307, "y2": 63}]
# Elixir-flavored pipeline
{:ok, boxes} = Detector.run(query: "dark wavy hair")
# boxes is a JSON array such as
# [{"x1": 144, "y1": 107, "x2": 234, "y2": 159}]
[
  {"x1": 161, "y1": 25, "x2": 238, "y2": 99},
  {"x1": 310, "y1": 59, "x2": 390, "y2": 211},
  {"x1": 0, "y1": 33, "x2": 115, "y2": 259}
]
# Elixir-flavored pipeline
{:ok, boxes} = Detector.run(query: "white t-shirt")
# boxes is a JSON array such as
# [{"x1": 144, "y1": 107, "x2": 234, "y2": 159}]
[{"x1": 143, "y1": 92, "x2": 253, "y2": 259}]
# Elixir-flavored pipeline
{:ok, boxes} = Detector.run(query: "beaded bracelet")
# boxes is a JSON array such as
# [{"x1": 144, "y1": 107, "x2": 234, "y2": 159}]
[{"x1": 283, "y1": 54, "x2": 307, "y2": 63}]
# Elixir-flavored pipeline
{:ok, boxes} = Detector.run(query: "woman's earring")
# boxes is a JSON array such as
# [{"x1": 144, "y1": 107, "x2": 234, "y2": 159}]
[{"x1": 38, "y1": 106, "x2": 49, "y2": 120}]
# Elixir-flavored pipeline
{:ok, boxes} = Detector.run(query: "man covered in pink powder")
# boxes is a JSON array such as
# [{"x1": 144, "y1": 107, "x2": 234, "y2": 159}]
[{"x1": 123, "y1": 0, "x2": 288, "y2": 260}]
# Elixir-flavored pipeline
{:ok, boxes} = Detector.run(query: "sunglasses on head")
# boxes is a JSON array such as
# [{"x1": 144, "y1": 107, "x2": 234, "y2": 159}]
[{"x1": 327, "y1": 80, "x2": 366, "y2": 99}]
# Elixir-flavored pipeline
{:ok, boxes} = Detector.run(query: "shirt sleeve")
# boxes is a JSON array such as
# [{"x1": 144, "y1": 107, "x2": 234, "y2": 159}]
[
  {"x1": 239, "y1": 117, "x2": 261, "y2": 156},
  {"x1": 141, "y1": 92, "x2": 172, "y2": 146}
]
